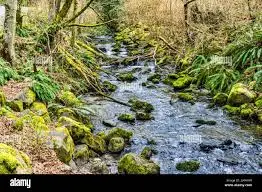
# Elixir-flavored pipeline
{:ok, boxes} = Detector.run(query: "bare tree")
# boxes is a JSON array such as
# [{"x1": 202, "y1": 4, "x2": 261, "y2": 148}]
[{"x1": 2, "y1": 0, "x2": 18, "y2": 65}]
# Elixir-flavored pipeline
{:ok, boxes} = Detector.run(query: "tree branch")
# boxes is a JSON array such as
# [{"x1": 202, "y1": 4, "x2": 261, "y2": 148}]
[
  {"x1": 184, "y1": 0, "x2": 197, "y2": 6},
  {"x1": 66, "y1": 20, "x2": 116, "y2": 28},
  {"x1": 63, "y1": 0, "x2": 95, "y2": 25}
]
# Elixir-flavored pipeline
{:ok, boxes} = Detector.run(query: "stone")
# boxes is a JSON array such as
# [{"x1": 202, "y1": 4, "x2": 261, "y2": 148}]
[
  {"x1": 228, "y1": 83, "x2": 256, "y2": 106},
  {"x1": 223, "y1": 105, "x2": 240, "y2": 115},
  {"x1": 6, "y1": 100, "x2": 23, "y2": 112},
  {"x1": 30, "y1": 102, "x2": 48, "y2": 116},
  {"x1": 135, "y1": 112, "x2": 154, "y2": 120},
  {"x1": 118, "y1": 153, "x2": 160, "y2": 174},
  {"x1": 118, "y1": 113, "x2": 135, "y2": 123},
  {"x1": 0, "y1": 143, "x2": 32, "y2": 174},
  {"x1": 172, "y1": 75, "x2": 193, "y2": 90},
  {"x1": 18, "y1": 89, "x2": 36, "y2": 107},
  {"x1": 213, "y1": 93, "x2": 228, "y2": 106},
  {"x1": 102, "y1": 81, "x2": 117, "y2": 92},
  {"x1": 102, "y1": 120, "x2": 117, "y2": 127},
  {"x1": 129, "y1": 99, "x2": 154, "y2": 113},
  {"x1": 88, "y1": 158, "x2": 109, "y2": 174},
  {"x1": 58, "y1": 91, "x2": 82, "y2": 107},
  {"x1": 195, "y1": 119, "x2": 217, "y2": 126},
  {"x1": 117, "y1": 72, "x2": 136, "y2": 82},
  {"x1": 176, "y1": 160, "x2": 200, "y2": 172},
  {"x1": 108, "y1": 137, "x2": 125, "y2": 153},
  {"x1": 105, "y1": 128, "x2": 133, "y2": 143},
  {"x1": 73, "y1": 144, "x2": 90, "y2": 161},
  {"x1": 177, "y1": 92, "x2": 194, "y2": 102},
  {"x1": 52, "y1": 127, "x2": 75, "y2": 164},
  {"x1": 140, "y1": 147, "x2": 153, "y2": 160}
]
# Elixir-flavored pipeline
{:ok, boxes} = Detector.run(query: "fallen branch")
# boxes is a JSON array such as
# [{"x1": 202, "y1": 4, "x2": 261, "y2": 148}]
[
  {"x1": 158, "y1": 36, "x2": 178, "y2": 53},
  {"x1": 66, "y1": 20, "x2": 116, "y2": 28}
]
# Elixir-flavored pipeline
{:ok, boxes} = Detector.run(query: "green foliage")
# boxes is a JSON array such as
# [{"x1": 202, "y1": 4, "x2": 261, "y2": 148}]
[
  {"x1": 224, "y1": 22, "x2": 262, "y2": 70},
  {"x1": 30, "y1": 71, "x2": 60, "y2": 102},
  {"x1": 189, "y1": 55, "x2": 240, "y2": 93},
  {"x1": 0, "y1": 58, "x2": 19, "y2": 86}
]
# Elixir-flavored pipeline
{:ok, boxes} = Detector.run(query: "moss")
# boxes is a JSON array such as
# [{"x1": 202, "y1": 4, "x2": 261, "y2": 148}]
[
  {"x1": 6, "y1": 100, "x2": 23, "y2": 112},
  {"x1": 57, "y1": 108, "x2": 76, "y2": 119},
  {"x1": 228, "y1": 83, "x2": 257, "y2": 106},
  {"x1": 0, "y1": 107, "x2": 17, "y2": 119},
  {"x1": 213, "y1": 93, "x2": 228, "y2": 106},
  {"x1": 31, "y1": 115, "x2": 49, "y2": 132},
  {"x1": 176, "y1": 160, "x2": 200, "y2": 172},
  {"x1": 81, "y1": 133, "x2": 106, "y2": 154},
  {"x1": 129, "y1": 99, "x2": 154, "y2": 113},
  {"x1": 117, "y1": 72, "x2": 136, "y2": 82},
  {"x1": 239, "y1": 104, "x2": 255, "y2": 118},
  {"x1": 255, "y1": 99, "x2": 262, "y2": 108},
  {"x1": 195, "y1": 119, "x2": 217, "y2": 125},
  {"x1": 118, "y1": 113, "x2": 135, "y2": 123},
  {"x1": 19, "y1": 89, "x2": 36, "y2": 107},
  {"x1": 0, "y1": 91, "x2": 6, "y2": 106},
  {"x1": 140, "y1": 147, "x2": 153, "y2": 160},
  {"x1": 136, "y1": 112, "x2": 153, "y2": 121},
  {"x1": 0, "y1": 143, "x2": 32, "y2": 174},
  {"x1": 30, "y1": 102, "x2": 48, "y2": 116},
  {"x1": 73, "y1": 145, "x2": 90, "y2": 160},
  {"x1": 167, "y1": 74, "x2": 179, "y2": 80},
  {"x1": 58, "y1": 116, "x2": 92, "y2": 143},
  {"x1": 108, "y1": 137, "x2": 125, "y2": 153},
  {"x1": 172, "y1": 76, "x2": 193, "y2": 90},
  {"x1": 105, "y1": 128, "x2": 133, "y2": 143},
  {"x1": 13, "y1": 114, "x2": 31, "y2": 131},
  {"x1": 58, "y1": 91, "x2": 82, "y2": 107},
  {"x1": 147, "y1": 74, "x2": 161, "y2": 82},
  {"x1": 53, "y1": 127, "x2": 75, "y2": 164},
  {"x1": 102, "y1": 81, "x2": 117, "y2": 92},
  {"x1": 177, "y1": 92, "x2": 194, "y2": 102},
  {"x1": 223, "y1": 105, "x2": 240, "y2": 115},
  {"x1": 163, "y1": 77, "x2": 175, "y2": 86},
  {"x1": 118, "y1": 153, "x2": 160, "y2": 174},
  {"x1": 258, "y1": 113, "x2": 262, "y2": 123}
]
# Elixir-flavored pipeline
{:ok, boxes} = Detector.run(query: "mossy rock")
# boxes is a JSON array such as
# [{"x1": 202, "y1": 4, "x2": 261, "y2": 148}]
[
  {"x1": 176, "y1": 160, "x2": 200, "y2": 172},
  {"x1": 53, "y1": 127, "x2": 75, "y2": 164},
  {"x1": 0, "y1": 91, "x2": 6, "y2": 106},
  {"x1": 6, "y1": 100, "x2": 23, "y2": 112},
  {"x1": 195, "y1": 119, "x2": 216, "y2": 125},
  {"x1": 102, "y1": 81, "x2": 117, "y2": 92},
  {"x1": 163, "y1": 77, "x2": 175, "y2": 86},
  {"x1": 58, "y1": 91, "x2": 82, "y2": 107},
  {"x1": 172, "y1": 76, "x2": 193, "y2": 90},
  {"x1": 118, "y1": 153, "x2": 160, "y2": 174},
  {"x1": 73, "y1": 144, "x2": 90, "y2": 161},
  {"x1": 167, "y1": 73, "x2": 179, "y2": 80},
  {"x1": 30, "y1": 102, "x2": 48, "y2": 116},
  {"x1": 31, "y1": 115, "x2": 49, "y2": 132},
  {"x1": 13, "y1": 114, "x2": 31, "y2": 131},
  {"x1": 57, "y1": 108, "x2": 76, "y2": 119},
  {"x1": 102, "y1": 120, "x2": 117, "y2": 127},
  {"x1": 240, "y1": 104, "x2": 255, "y2": 118},
  {"x1": 223, "y1": 105, "x2": 240, "y2": 115},
  {"x1": 255, "y1": 99, "x2": 262, "y2": 108},
  {"x1": 105, "y1": 128, "x2": 133, "y2": 143},
  {"x1": 108, "y1": 137, "x2": 125, "y2": 153},
  {"x1": 177, "y1": 92, "x2": 194, "y2": 102},
  {"x1": 213, "y1": 93, "x2": 228, "y2": 106},
  {"x1": 140, "y1": 147, "x2": 153, "y2": 160},
  {"x1": 118, "y1": 113, "x2": 135, "y2": 123},
  {"x1": 136, "y1": 112, "x2": 154, "y2": 121},
  {"x1": 0, "y1": 143, "x2": 32, "y2": 174},
  {"x1": 0, "y1": 107, "x2": 17, "y2": 119},
  {"x1": 58, "y1": 116, "x2": 92, "y2": 143},
  {"x1": 257, "y1": 113, "x2": 262, "y2": 123},
  {"x1": 80, "y1": 133, "x2": 106, "y2": 154},
  {"x1": 18, "y1": 89, "x2": 36, "y2": 107},
  {"x1": 228, "y1": 83, "x2": 257, "y2": 106},
  {"x1": 147, "y1": 74, "x2": 161, "y2": 82},
  {"x1": 129, "y1": 99, "x2": 154, "y2": 113},
  {"x1": 117, "y1": 73, "x2": 137, "y2": 82}
]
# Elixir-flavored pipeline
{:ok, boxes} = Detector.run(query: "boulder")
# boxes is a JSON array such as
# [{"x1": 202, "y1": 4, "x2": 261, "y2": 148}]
[
  {"x1": 73, "y1": 144, "x2": 90, "y2": 161},
  {"x1": 129, "y1": 99, "x2": 154, "y2": 113},
  {"x1": 18, "y1": 89, "x2": 36, "y2": 107},
  {"x1": 0, "y1": 143, "x2": 32, "y2": 174},
  {"x1": 177, "y1": 92, "x2": 194, "y2": 102},
  {"x1": 52, "y1": 127, "x2": 75, "y2": 164},
  {"x1": 30, "y1": 102, "x2": 48, "y2": 116},
  {"x1": 135, "y1": 112, "x2": 154, "y2": 120},
  {"x1": 58, "y1": 91, "x2": 82, "y2": 107},
  {"x1": 6, "y1": 100, "x2": 23, "y2": 112},
  {"x1": 117, "y1": 72, "x2": 136, "y2": 82},
  {"x1": 58, "y1": 116, "x2": 93, "y2": 143},
  {"x1": 118, "y1": 153, "x2": 160, "y2": 174},
  {"x1": 223, "y1": 105, "x2": 240, "y2": 115},
  {"x1": 140, "y1": 147, "x2": 153, "y2": 160},
  {"x1": 88, "y1": 158, "x2": 109, "y2": 174},
  {"x1": 118, "y1": 113, "x2": 135, "y2": 123},
  {"x1": 172, "y1": 75, "x2": 193, "y2": 90},
  {"x1": 102, "y1": 81, "x2": 117, "y2": 92},
  {"x1": 176, "y1": 160, "x2": 200, "y2": 172},
  {"x1": 108, "y1": 137, "x2": 125, "y2": 153},
  {"x1": 105, "y1": 128, "x2": 133, "y2": 143},
  {"x1": 102, "y1": 120, "x2": 117, "y2": 127},
  {"x1": 228, "y1": 83, "x2": 256, "y2": 106},
  {"x1": 213, "y1": 93, "x2": 228, "y2": 106},
  {"x1": 81, "y1": 133, "x2": 106, "y2": 154}
]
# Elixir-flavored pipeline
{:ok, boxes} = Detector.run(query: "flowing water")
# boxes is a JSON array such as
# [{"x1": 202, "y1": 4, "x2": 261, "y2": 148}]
[{"x1": 79, "y1": 36, "x2": 262, "y2": 174}]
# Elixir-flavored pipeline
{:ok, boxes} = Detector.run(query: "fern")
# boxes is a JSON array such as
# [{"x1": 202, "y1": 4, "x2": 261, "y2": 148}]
[
  {"x1": 0, "y1": 58, "x2": 19, "y2": 85},
  {"x1": 254, "y1": 70, "x2": 262, "y2": 91},
  {"x1": 30, "y1": 71, "x2": 60, "y2": 102}
]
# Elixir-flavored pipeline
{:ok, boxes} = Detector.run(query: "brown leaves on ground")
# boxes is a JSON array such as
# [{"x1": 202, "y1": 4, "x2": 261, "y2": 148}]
[
  {"x1": 1, "y1": 80, "x2": 32, "y2": 100},
  {"x1": 0, "y1": 116, "x2": 72, "y2": 174}
]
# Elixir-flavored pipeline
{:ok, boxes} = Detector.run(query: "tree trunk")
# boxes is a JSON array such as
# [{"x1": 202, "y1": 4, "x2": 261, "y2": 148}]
[
  {"x1": 2, "y1": 0, "x2": 17, "y2": 65},
  {"x1": 71, "y1": 0, "x2": 78, "y2": 47},
  {"x1": 16, "y1": 0, "x2": 22, "y2": 28}
]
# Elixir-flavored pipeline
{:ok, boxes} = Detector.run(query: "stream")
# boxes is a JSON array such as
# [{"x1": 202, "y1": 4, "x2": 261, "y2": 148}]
[{"x1": 78, "y1": 36, "x2": 262, "y2": 174}]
